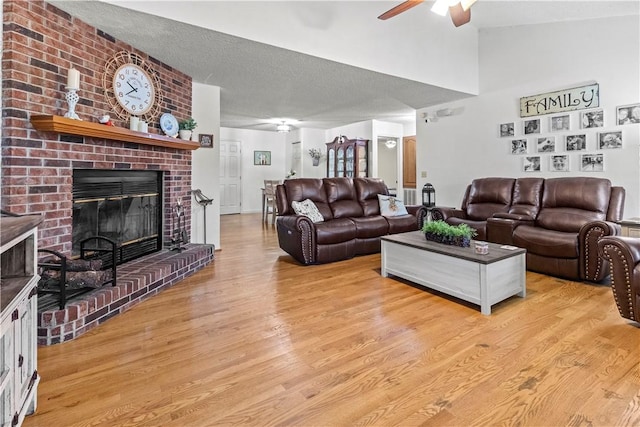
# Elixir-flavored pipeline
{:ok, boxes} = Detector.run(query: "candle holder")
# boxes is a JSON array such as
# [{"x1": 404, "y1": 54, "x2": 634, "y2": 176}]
[{"x1": 64, "y1": 89, "x2": 81, "y2": 120}]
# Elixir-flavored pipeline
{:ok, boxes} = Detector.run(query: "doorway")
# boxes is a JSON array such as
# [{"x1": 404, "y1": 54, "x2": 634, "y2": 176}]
[
  {"x1": 377, "y1": 137, "x2": 398, "y2": 196},
  {"x1": 220, "y1": 139, "x2": 242, "y2": 214}
]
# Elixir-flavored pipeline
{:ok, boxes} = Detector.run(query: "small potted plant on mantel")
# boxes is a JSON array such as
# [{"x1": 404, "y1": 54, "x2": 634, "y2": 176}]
[
  {"x1": 178, "y1": 117, "x2": 197, "y2": 140},
  {"x1": 421, "y1": 220, "x2": 477, "y2": 248}
]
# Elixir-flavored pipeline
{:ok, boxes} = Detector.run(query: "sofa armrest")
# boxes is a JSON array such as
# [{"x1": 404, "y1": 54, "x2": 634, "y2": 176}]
[
  {"x1": 598, "y1": 236, "x2": 640, "y2": 322},
  {"x1": 492, "y1": 212, "x2": 535, "y2": 222},
  {"x1": 579, "y1": 220, "x2": 622, "y2": 282},
  {"x1": 430, "y1": 207, "x2": 466, "y2": 222},
  {"x1": 276, "y1": 215, "x2": 317, "y2": 265},
  {"x1": 406, "y1": 205, "x2": 428, "y2": 228},
  {"x1": 486, "y1": 217, "x2": 534, "y2": 245}
]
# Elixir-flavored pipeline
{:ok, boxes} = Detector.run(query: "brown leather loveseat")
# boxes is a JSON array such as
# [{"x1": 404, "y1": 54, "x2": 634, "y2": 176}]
[
  {"x1": 433, "y1": 177, "x2": 625, "y2": 282},
  {"x1": 275, "y1": 177, "x2": 427, "y2": 265}
]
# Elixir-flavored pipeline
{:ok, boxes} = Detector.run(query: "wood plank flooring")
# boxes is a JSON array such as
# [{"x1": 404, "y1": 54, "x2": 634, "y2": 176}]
[{"x1": 25, "y1": 213, "x2": 640, "y2": 426}]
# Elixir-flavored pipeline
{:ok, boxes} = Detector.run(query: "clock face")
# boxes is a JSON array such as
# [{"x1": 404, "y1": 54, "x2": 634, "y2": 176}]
[
  {"x1": 102, "y1": 51, "x2": 162, "y2": 122},
  {"x1": 112, "y1": 64, "x2": 155, "y2": 115}
]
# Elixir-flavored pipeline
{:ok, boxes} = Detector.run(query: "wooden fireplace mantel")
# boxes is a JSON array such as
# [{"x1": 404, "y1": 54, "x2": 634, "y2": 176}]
[{"x1": 30, "y1": 115, "x2": 200, "y2": 150}]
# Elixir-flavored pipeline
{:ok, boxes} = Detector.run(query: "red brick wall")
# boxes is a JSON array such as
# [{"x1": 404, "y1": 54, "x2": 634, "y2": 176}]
[{"x1": 2, "y1": 1, "x2": 194, "y2": 254}]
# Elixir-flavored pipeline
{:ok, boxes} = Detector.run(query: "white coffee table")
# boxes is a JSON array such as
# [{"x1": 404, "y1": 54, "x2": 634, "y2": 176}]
[{"x1": 381, "y1": 231, "x2": 526, "y2": 315}]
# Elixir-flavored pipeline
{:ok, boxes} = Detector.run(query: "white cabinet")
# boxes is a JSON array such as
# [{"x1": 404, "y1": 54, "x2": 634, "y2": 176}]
[{"x1": 0, "y1": 215, "x2": 42, "y2": 427}]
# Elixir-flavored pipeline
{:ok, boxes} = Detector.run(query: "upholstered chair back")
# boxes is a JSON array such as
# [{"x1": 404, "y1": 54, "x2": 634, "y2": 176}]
[
  {"x1": 509, "y1": 178, "x2": 545, "y2": 218},
  {"x1": 354, "y1": 178, "x2": 389, "y2": 216},
  {"x1": 464, "y1": 177, "x2": 515, "y2": 221},
  {"x1": 537, "y1": 177, "x2": 611, "y2": 232},
  {"x1": 280, "y1": 178, "x2": 333, "y2": 220},
  {"x1": 324, "y1": 178, "x2": 363, "y2": 219}
]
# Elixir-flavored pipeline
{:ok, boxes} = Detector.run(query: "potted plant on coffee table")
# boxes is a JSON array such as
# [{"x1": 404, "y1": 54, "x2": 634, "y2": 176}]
[
  {"x1": 178, "y1": 117, "x2": 197, "y2": 140},
  {"x1": 421, "y1": 220, "x2": 477, "y2": 247}
]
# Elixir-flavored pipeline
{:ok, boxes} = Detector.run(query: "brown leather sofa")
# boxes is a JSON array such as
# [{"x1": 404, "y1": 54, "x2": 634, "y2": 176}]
[
  {"x1": 275, "y1": 177, "x2": 427, "y2": 265},
  {"x1": 597, "y1": 236, "x2": 640, "y2": 323},
  {"x1": 433, "y1": 177, "x2": 625, "y2": 282}
]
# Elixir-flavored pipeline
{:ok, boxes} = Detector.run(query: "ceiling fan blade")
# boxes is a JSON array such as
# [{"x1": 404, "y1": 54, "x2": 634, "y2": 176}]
[
  {"x1": 378, "y1": 0, "x2": 424, "y2": 20},
  {"x1": 449, "y1": 3, "x2": 471, "y2": 27}
]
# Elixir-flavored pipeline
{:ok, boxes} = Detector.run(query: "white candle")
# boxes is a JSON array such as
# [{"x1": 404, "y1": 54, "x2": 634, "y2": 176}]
[
  {"x1": 129, "y1": 116, "x2": 139, "y2": 131},
  {"x1": 66, "y1": 68, "x2": 80, "y2": 90}
]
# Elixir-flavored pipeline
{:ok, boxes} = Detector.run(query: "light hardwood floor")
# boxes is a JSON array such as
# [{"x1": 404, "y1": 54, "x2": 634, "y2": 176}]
[{"x1": 26, "y1": 213, "x2": 640, "y2": 427}]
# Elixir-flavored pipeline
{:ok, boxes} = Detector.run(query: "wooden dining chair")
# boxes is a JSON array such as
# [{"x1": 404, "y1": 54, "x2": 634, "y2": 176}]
[{"x1": 263, "y1": 180, "x2": 280, "y2": 224}]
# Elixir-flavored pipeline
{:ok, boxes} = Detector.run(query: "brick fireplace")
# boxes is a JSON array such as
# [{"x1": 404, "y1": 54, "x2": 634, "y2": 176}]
[
  {"x1": 2, "y1": 1, "x2": 215, "y2": 344},
  {"x1": 2, "y1": 1, "x2": 195, "y2": 252}
]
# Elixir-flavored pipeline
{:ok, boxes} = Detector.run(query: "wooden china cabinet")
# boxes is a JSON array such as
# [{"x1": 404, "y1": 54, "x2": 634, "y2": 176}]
[{"x1": 326, "y1": 136, "x2": 369, "y2": 178}]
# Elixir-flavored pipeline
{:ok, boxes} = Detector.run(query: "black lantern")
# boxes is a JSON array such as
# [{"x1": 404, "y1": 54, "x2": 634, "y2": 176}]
[{"x1": 422, "y1": 183, "x2": 435, "y2": 207}]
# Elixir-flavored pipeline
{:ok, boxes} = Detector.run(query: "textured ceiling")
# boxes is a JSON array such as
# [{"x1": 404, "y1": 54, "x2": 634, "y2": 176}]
[{"x1": 50, "y1": 1, "x2": 639, "y2": 132}]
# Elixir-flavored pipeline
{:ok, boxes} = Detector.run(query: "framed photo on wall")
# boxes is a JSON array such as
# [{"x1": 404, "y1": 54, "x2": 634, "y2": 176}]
[
  {"x1": 199, "y1": 133, "x2": 214, "y2": 148},
  {"x1": 580, "y1": 153, "x2": 604, "y2": 172},
  {"x1": 254, "y1": 150, "x2": 271, "y2": 165},
  {"x1": 550, "y1": 155, "x2": 569, "y2": 172},
  {"x1": 511, "y1": 139, "x2": 527, "y2": 154},
  {"x1": 616, "y1": 103, "x2": 640, "y2": 125},
  {"x1": 523, "y1": 156, "x2": 541, "y2": 172},
  {"x1": 566, "y1": 134, "x2": 586, "y2": 151},
  {"x1": 537, "y1": 136, "x2": 555, "y2": 153},
  {"x1": 524, "y1": 119, "x2": 540, "y2": 135},
  {"x1": 499, "y1": 122, "x2": 515, "y2": 137},
  {"x1": 580, "y1": 109, "x2": 604, "y2": 128},
  {"x1": 598, "y1": 131, "x2": 622, "y2": 149},
  {"x1": 550, "y1": 114, "x2": 570, "y2": 132}
]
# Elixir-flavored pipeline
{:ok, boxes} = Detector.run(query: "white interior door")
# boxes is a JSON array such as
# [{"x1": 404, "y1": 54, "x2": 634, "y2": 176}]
[
  {"x1": 292, "y1": 141, "x2": 302, "y2": 176},
  {"x1": 220, "y1": 140, "x2": 242, "y2": 214}
]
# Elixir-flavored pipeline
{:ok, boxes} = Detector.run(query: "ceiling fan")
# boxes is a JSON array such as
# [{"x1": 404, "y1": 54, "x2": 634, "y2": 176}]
[{"x1": 378, "y1": 0, "x2": 478, "y2": 27}]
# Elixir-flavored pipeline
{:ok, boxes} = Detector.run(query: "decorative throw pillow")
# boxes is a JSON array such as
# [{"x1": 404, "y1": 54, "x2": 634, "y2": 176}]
[
  {"x1": 291, "y1": 199, "x2": 324, "y2": 223},
  {"x1": 378, "y1": 194, "x2": 409, "y2": 217}
]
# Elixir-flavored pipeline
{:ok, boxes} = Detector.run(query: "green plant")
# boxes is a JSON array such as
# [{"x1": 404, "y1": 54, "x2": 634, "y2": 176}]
[
  {"x1": 179, "y1": 117, "x2": 197, "y2": 131},
  {"x1": 308, "y1": 148, "x2": 324, "y2": 160},
  {"x1": 421, "y1": 220, "x2": 477, "y2": 239}
]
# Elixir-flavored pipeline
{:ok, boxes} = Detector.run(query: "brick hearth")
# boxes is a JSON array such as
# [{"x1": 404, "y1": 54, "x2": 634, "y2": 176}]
[{"x1": 37, "y1": 244, "x2": 214, "y2": 345}]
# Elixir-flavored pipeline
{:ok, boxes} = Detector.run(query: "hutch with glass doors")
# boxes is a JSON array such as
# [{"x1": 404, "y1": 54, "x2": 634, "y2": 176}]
[{"x1": 326, "y1": 136, "x2": 369, "y2": 178}]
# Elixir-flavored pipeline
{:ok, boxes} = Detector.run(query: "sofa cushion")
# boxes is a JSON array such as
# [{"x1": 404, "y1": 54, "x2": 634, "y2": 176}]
[
  {"x1": 378, "y1": 195, "x2": 408, "y2": 217},
  {"x1": 324, "y1": 178, "x2": 363, "y2": 219},
  {"x1": 291, "y1": 199, "x2": 324, "y2": 223},
  {"x1": 537, "y1": 177, "x2": 610, "y2": 232},
  {"x1": 513, "y1": 225, "x2": 578, "y2": 258},
  {"x1": 355, "y1": 178, "x2": 388, "y2": 216},
  {"x1": 350, "y1": 216, "x2": 389, "y2": 238},
  {"x1": 510, "y1": 177, "x2": 544, "y2": 218},
  {"x1": 315, "y1": 218, "x2": 357, "y2": 245},
  {"x1": 386, "y1": 214, "x2": 419, "y2": 234},
  {"x1": 465, "y1": 177, "x2": 515, "y2": 220}
]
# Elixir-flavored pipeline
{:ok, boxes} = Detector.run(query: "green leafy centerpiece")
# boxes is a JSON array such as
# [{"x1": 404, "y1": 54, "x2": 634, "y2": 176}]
[{"x1": 421, "y1": 220, "x2": 477, "y2": 248}]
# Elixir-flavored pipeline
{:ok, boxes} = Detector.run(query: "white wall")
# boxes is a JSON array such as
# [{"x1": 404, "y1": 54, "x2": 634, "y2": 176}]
[
  {"x1": 299, "y1": 128, "x2": 327, "y2": 178},
  {"x1": 191, "y1": 82, "x2": 221, "y2": 248},
  {"x1": 418, "y1": 16, "x2": 640, "y2": 217},
  {"x1": 220, "y1": 127, "x2": 288, "y2": 213}
]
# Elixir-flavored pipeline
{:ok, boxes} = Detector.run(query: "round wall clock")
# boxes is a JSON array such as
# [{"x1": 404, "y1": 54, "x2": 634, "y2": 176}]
[{"x1": 102, "y1": 51, "x2": 162, "y2": 123}]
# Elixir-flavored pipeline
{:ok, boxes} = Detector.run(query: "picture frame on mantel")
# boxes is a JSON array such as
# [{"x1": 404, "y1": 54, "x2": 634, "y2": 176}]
[
  {"x1": 254, "y1": 150, "x2": 271, "y2": 166},
  {"x1": 199, "y1": 133, "x2": 214, "y2": 148}
]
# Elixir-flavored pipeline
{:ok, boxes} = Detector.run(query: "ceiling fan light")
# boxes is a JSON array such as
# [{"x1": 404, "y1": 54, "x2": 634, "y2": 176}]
[
  {"x1": 430, "y1": 0, "x2": 449, "y2": 16},
  {"x1": 276, "y1": 123, "x2": 291, "y2": 133},
  {"x1": 460, "y1": 0, "x2": 477, "y2": 11}
]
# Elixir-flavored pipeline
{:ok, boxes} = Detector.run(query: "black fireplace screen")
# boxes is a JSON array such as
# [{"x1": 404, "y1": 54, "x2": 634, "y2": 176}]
[{"x1": 72, "y1": 170, "x2": 163, "y2": 263}]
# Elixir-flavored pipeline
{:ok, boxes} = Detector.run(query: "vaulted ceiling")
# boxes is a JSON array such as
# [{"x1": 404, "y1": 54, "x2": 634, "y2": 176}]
[{"x1": 51, "y1": 1, "x2": 639, "y2": 132}]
